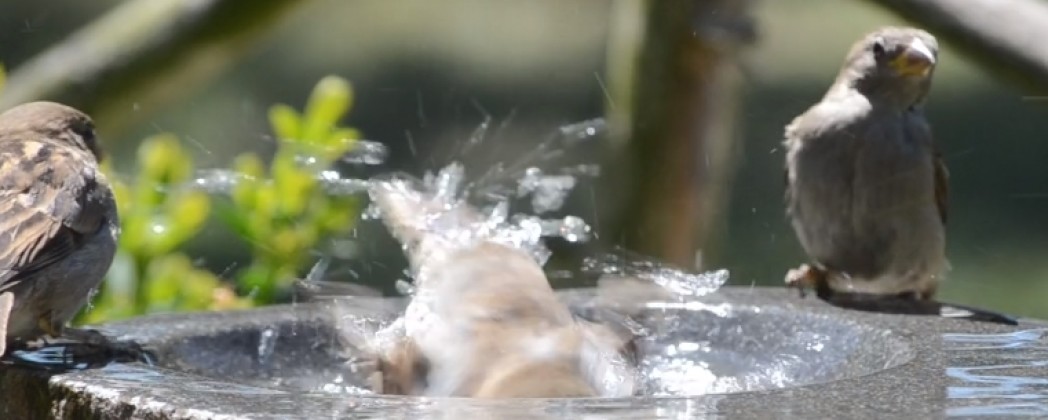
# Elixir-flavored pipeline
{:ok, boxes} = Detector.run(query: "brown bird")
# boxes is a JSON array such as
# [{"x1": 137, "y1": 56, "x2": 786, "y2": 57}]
[
  {"x1": 0, "y1": 101, "x2": 120, "y2": 357},
  {"x1": 783, "y1": 27, "x2": 949, "y2": 303},
  {"x1": 367, "y1": 170, "x2": 637, "y2": 398}
]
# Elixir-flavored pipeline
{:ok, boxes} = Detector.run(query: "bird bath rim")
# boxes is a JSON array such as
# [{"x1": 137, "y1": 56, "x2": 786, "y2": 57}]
[{"x1": 0, "y1": 286, "x2": 1035, "y2": 419}]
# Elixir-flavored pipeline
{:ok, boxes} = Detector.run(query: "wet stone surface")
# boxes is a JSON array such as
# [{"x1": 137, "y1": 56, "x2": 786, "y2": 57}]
[{"x1": 0, "y1": 286, "x2": 1042, "y2": 419}]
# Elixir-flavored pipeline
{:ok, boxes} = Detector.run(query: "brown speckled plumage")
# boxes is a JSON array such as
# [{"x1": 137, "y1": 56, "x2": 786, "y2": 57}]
[{"x1": 0, "y1": 101, "x2": 118, "y2": 357}]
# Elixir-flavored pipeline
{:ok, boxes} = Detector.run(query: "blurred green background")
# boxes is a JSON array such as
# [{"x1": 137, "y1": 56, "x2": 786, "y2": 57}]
[{"x1": 0, "y1": 0, "x2": 1045, "y2": 318}]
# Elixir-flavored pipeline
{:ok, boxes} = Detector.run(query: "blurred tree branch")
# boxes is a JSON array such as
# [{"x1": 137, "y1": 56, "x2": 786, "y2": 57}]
[
  {"x1": 0, "y1": 0, "x2": 310, "y2": 140},
  {"x1": 867, "y1": 0, "x2": 1048, "y2": 93},
  {"x1": 603, "y1": 0, "x2": 755, "y2": 268}
]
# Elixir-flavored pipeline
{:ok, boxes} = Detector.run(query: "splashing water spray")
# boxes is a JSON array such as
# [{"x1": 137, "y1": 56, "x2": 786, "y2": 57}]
[{"x1": 189, "y1": 117, "x2": 732, "y2": 397}]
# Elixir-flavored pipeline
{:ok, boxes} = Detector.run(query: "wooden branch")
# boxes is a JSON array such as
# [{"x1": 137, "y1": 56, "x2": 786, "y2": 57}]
[
  {"x1": 866, "y1": 0, "x2": 1048, "y2": 93},
  {"x1": 602, "y1": 0, "x2": 755, "y2": 267},
  {"x1": 0, "y1": 0, "x2": 310, "y2": 139}
]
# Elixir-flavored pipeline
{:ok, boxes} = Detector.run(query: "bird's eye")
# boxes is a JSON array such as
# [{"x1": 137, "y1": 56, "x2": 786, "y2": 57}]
[
  {"x1": 77, "y1": 122, "x2": 103, "y2": 158},
  {"x1": 871, "y1": 39, "x2": 886, "y2": 58},
  {"x1": 79, "y1": 125, "x2": 96, "y2": 144}
]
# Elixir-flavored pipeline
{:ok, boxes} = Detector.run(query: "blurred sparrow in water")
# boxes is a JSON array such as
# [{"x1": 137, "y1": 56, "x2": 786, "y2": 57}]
[
  {"x1": 367, "y1": 173, "x2": 637, "y2": 398},
  {"x1": 783, "y1": 28, "x2": 949, "y2": 303},
  {"x1": 0, "y1": 102, "x2": 120, "y2": 358}
]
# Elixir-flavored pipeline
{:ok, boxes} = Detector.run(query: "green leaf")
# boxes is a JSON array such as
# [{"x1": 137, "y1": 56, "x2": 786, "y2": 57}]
[
  {"x1": 302, "y1": 76, "x2": 352, "y2": 144},
  {"x1": 145, "y1": 255, "x2": 183, "y2": 309},
  {"x1": 268, "y1": 104, "x2": 301, "y2": 141},
  {"x1": 231, "y1": 153, "x2": 264, "y2": 210},
  {"x1": 139, "y1": 133, "x2": 190, "y2": 183},
  {"x1": 168, "y1": 190, "x2": 211, "y2": 236}
]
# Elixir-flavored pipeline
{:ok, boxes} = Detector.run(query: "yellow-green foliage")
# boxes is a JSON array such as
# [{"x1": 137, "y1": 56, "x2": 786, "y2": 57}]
[
  {"x1": 84, "y1": 135, "x2": 250, "y2": 323},
  {"x1": 69, "y1": 75, "x2": 363, "y2": 323},
  {"x1": 219, "y1": 75, "x2": 361, "y2": 303}
]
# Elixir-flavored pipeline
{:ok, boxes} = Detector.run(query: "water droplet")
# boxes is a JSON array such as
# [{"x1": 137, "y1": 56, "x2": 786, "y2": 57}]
[
  {"x1": 340, "y1": 140, "x2": 389, "y2": 165},
  {"x1": 257, "y1": 328, "x2": 278, "y2": 365},
  {"x1": 150, "y1": 221, "x2": 167, "y2": 235},
  {"x1": 192, "y1": 169, "x2": 253, "y2": 195},
  {"x1": 557, "y1": 118, "x2": 607, "y2": 146},
  {"x1": 395, "y1": 279, "x2": 415, "y2": 296}
]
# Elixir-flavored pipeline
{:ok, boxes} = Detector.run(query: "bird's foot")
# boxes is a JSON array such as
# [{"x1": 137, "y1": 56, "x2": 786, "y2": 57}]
[
  {"x1": 3, "y1": 329, "x2": 155, "y2": 371},
  {"x1": 784, "y1": 264, "x2": 826, "y2": 298}
]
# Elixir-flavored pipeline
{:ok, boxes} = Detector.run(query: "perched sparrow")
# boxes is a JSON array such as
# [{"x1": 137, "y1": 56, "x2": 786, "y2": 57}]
[
  {"x1": 367, "y1": 171, "x2": 636, "y2": 398},
  {"x1": 0, "y1": 102, "x2": 119, "y2": 357},
  {"x1": 783, "y1": 27, "x2": 948, "y2": 302}
]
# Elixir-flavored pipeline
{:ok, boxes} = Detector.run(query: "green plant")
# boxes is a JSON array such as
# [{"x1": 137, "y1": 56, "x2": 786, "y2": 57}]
[
  {"x1": 80, "y1": 75, "x2": 363, "y2": 323},
  {"x1": 220, "y1": 75, "x2": 362, "y2": 303},
  {"x1": 83, "y1": 135, "x2": 249, "y2": 323}
]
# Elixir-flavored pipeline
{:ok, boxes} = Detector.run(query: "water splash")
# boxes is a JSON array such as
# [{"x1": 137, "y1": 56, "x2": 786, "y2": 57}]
[
  {"x1": 394, "y1": 279, "x2": 415, "y2": 295},
  {"x1": 366, "y1": 159, "x2": 640, "y2": 398},
  {"x1": 368, "y1": 162, "x2": 589, "y2": 269},
  {"x1": 557, "y1": 118, "x2": 607, "y2": 145},
  {"x1": 583, "y1": 251, "x2": 729, "y2": 299},
  {"x1": 470, "y1": 118, "x2": 605, "y2": 202},
  {"x1": 191, "y1": 168, "x2": 372, "y2": 197},
  {"x1": 517, "y1": 167, "x2": 576, "y2": 214},
  {"x1": 289, "y1": 139, "x2": 390, "y2": 168},
  {"x1": 188, "y1": 117, "x2": 750, "y2": 401},
  {"x1": 189, "y1": 118, "x2": 604, "y2": 250},
  {"x1": 257, "y1": 328, "x2": 279, "y2": 366},
  {"x1": 340, "y1": 140, "x2": 390, "y2": 165},
  {"x1": 192, "y1": 169, "x2": 253, "y2": 195},
  {"x1": 511, "y1": 214, "x2": 592, "y2": 243}
]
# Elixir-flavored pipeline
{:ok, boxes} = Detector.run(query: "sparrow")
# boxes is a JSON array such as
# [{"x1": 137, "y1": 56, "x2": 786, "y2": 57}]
[
  {"x1": 783, "y1": 28, "x2": 948, "y2": 303},
  {"x1": 0, "y1": 101, "x2": 120, "y2": 358},
  {"x1": 366, "y1": 170, "x2": 637, "y2": 398}
]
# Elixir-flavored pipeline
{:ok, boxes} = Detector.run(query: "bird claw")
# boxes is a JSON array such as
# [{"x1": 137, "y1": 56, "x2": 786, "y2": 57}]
[
  {"x1": 3, "y1": 331, "x2": 155, "y2": 371},
  {"x1": 785, "y1": 264, "x2": 825, "y2": 298}
]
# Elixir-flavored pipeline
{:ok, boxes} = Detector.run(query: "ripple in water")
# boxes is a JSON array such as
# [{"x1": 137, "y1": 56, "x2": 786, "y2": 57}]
[{"x1": 945, "y1": 328, "x2": 1048, "y2": 417}]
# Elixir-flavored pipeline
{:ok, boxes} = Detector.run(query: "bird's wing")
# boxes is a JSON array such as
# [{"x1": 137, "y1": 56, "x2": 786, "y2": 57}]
[
  {"x1": 933, "y1": 151, "x2": 948, "y2": 225},
  {"x1": 0, "y1": 139, "x2": 106, "y2": 292}
]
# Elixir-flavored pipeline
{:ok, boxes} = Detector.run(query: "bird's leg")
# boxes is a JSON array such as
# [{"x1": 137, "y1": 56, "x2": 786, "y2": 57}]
[
  {"x1": 62, "y1": 327, "x2": 155, "y2": 365},
  {"x1": 37, "y1": 315, "x2": 62, "y2": 339},
  {"x1": 21, "y1": 316, "x2": 154, "y2": 367},
  {"x1": 784, "y1": 264, "x2": 827, "y2": 298},
  {"x1": 917, "y1": 284, "x2": 938, "y2": 301}
]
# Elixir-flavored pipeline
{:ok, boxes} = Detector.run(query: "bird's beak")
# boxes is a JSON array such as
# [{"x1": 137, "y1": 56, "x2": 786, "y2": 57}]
[{"x1": 889, "y1": 38, "x2": 936, "y2": 77}]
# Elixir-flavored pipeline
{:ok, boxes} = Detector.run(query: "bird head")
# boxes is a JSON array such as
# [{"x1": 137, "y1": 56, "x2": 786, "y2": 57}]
[
  {"x1": 0, "y1": 101, "x2": 104, "y2": 161},
  {"x1": 837, "y1": 27, "x2": 939, "y2": 108}
]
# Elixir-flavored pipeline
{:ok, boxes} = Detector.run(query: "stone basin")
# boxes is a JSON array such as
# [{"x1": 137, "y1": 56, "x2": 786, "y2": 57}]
[{"x1": 1, "y1": 286, "x2": 1044, "y2": 419}]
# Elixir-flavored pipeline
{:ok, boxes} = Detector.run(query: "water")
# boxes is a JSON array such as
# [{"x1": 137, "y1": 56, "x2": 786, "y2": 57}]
[
  {"x1": 517, "y1": 166, "x2": 577, "y2": 214},
  {"x1": 338, "y1": 140, "x2": 389, "y2": 165},
  {"x1": 157, "y1": 291, "x2": 910, "y2": 401},
  {"x1": 219, "y1": 117, "x2": 740, "y2": 399},
  {"x1": 946, "y1": 328, "x2": 1048, "y2": 416},
  {"x1": 583, "y1": 251, "x2": 729, "y2": 299},
  {"x1": 363, "y1": 161, "x2": 643, "y2": 397},
  {"x1": 74, "y1": 283, "x2": 1035, "y2": 418}
]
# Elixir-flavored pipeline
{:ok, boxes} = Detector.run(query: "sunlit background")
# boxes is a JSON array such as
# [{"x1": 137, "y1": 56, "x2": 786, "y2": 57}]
[{"x1": 1, "y1": 0, "x2": 1045, "y2": 318}]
